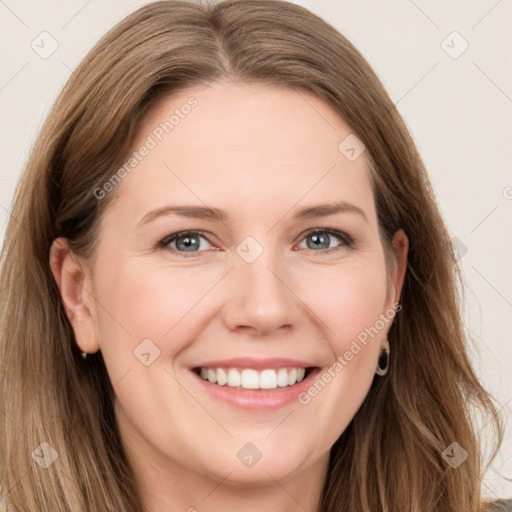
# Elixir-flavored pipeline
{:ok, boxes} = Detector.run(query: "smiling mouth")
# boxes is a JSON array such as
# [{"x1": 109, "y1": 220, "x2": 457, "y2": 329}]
[{"x1": 192, "y1": 366, "x2": 316, "y2": 390}]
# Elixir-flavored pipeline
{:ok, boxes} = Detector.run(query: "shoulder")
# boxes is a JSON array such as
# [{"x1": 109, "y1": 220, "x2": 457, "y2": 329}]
[{"x1": 490, "y1": 499, "x2": 512, "y2": 511}]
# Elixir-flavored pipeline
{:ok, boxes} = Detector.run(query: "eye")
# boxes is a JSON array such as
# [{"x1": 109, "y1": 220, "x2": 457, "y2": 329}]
[
  {"x1": 296, "y1": 228, "x2": 353, "y2": 253},
  {"x1": 158, "y1": 230, "x2": 215, "y2": 255},
  {"x1": 157, "y1": 228, "x2": 354, "y2": 257}
]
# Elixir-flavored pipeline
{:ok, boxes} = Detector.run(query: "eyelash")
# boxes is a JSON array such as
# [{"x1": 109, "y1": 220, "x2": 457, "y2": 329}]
[{"x1": 157, "y1": 228, "x2": 354, "y2": 257}]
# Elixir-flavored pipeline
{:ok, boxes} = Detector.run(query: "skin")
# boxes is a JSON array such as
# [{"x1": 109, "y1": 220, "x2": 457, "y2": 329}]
[{"x1": 50, "y1": 80, "x2": 408, "y2": 512}]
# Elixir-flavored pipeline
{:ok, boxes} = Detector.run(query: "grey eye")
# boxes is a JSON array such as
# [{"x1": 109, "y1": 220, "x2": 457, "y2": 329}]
[
  {"x1": 175, "y1": 234, "x2": 201, "y2": 252},
  {"x1": 297, "y1": 230, "x2": 346, "y2": 251},
  {"x1": 161, "y1": 231, "x2": 213, "y2": 253},
  {"x1": 306, "y1": 232, "x2": 331, "y2": 250}
]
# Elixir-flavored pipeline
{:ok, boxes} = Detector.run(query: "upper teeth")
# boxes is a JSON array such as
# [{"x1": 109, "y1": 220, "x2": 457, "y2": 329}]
[{"x1": 198, "y1": 367, "x2": 306, "y2": 389}]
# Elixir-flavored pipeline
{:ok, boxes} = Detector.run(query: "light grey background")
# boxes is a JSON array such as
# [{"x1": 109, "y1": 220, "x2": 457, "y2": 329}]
[{"x1": 0, "y1": 0, "x2": 510, "y2": 500}]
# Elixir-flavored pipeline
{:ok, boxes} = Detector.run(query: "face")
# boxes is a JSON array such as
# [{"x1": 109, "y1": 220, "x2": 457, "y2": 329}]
[{"x1": 53, "y1": 81, "x2": 407, "y2": 489}]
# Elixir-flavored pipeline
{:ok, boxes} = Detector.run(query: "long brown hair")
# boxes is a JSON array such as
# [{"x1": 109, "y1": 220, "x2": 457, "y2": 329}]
[{"x1": 0, "y1": 1, "x2": 504, "y2": 510}]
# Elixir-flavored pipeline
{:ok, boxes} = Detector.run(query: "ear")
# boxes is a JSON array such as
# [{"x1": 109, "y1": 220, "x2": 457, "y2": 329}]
[
  {"x1": 386, "y1": 228, "x2": 409, "y2": 308},
  {"x1": 49, "y1": 237, "x2": 100, "y2": 355}
]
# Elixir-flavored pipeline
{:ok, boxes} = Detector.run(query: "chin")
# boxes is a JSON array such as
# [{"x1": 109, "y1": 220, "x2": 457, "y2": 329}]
[{"x1": 193, "y1": 443, "x2": 316, "y2": 487}]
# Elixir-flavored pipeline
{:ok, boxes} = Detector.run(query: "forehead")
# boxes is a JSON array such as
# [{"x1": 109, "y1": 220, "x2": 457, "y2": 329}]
[{"x1": 109, "y1": 80, "x2": 376, "y2": 228}]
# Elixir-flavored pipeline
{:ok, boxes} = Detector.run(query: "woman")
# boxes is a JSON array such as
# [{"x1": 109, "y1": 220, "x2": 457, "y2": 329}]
[{"x1": 0, "y1": 1, "x2": 509, "y2": 510}]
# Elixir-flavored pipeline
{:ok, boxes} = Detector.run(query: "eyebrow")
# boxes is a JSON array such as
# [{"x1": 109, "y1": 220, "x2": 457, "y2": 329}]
[{"x1": 137, "y1": 200, "x2": 367, "y2": 227}]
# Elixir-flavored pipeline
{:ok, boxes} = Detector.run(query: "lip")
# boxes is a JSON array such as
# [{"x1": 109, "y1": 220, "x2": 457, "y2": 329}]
[
  {"x1": 189, "y1": 361, "x2": 321, "y2": 411},
  {"x1": 190, "y1": 357, "x2": 314, "y2": 370}
]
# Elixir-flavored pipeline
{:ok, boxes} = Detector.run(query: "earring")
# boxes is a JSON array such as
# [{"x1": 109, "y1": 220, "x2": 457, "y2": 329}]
[
  {"x1": 81, "y1": 351, "x2": 88, "y2": 359},
  {"x1": 375, "y1": 344, "x2": 390, "y2": 376}
]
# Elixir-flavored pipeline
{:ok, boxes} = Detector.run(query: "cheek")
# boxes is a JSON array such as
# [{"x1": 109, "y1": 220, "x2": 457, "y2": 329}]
[
  {"x1": 91, "y1": 257, "x2": 220, "y2": 355},
  {"x1": 308, "y1": 258, "x2": 390, "y2": 349},
  {"x1": 292, "y1": 262, "x2": 389, "y2": 443}
]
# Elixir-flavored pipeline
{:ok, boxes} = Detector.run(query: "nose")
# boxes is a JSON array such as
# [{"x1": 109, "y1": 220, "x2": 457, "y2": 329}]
[{"x1": 221, "y1": 247, "x2": 302, "y2": 337}]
